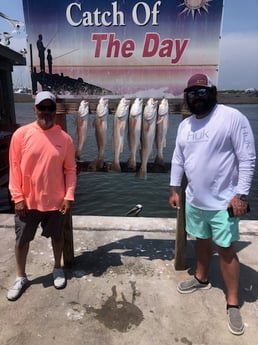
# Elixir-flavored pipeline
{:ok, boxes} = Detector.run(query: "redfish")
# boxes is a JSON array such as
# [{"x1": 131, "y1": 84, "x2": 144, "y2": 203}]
[
  {"x1": 76, "y1": 100, "x2": 89, "y2": 161},
  {"x1": 111, "y1": 97, "x2": 131, "y2": 172},
  {"x1": 92, "y1": 97, "x2": 109, "y2": 169},
  {"x1": 155, "y1": 98, "x2": 169, "y2": 166},
  {"x1": 137, "y1": 98, "x2": 158, "y2": 179},
  {"x1": 127, "y1": 98, "x2": 143, "y2": 170}
]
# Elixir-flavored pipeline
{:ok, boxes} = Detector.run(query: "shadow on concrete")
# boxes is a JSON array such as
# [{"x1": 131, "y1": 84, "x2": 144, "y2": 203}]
[
  {"x1": 29, "y1": 273, "x2": 53, "y2": 289},
  {"x1": 26, "y1": 236, "x2": 174, "y2": 291},
  {"x1": 28, "y1": 238, "x2": 257, "y2": 306},
  {"x1": 70, "y1": 235, "x2": 175, "y2": 277}
]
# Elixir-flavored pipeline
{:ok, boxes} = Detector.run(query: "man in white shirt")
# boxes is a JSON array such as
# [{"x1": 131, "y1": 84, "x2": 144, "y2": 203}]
[{"x1": 169, "y1": 73, "x2": 256, "y2": 336}]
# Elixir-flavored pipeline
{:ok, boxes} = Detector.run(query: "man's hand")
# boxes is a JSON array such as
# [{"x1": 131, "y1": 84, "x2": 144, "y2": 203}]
[
  {"x1": 59, "y1": 200, "x2": 72, "y2": 215},
  {"x1": 169, "y1": 188, "x2": 180, "y2": 209},
  {"x1": 228, "y1": 195, "x2": 249, "y2": 217},
  {"x1": 14, "y1": 201, "x2": 28, "y2": 218}
]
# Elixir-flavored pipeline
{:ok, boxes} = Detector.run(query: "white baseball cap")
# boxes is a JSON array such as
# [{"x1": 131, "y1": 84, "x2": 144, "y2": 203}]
[{"x1": 35, "y1": 91, "x2": 56, "y2": 105}]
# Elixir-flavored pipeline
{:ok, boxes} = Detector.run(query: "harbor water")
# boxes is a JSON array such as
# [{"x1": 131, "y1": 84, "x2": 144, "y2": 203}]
[{"x1": 14, "y1": 102, "x2": 258, "y2": 219}]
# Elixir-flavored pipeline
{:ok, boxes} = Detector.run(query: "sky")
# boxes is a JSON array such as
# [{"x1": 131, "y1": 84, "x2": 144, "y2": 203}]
[{"x1": 1, "y1": 0, "x2": 258, "y2": 91}]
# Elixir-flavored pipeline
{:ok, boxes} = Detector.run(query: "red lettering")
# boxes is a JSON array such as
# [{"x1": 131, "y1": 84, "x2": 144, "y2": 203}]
[
  {"x1": 92, "y1": 33, "x2": 135, "y2": 58},
  {"x1": 92, "y1": 33, "x2": 108, "y2": 57},
  {"x1": 142, "y1": 33, "x2": 159, "y2": 57}
]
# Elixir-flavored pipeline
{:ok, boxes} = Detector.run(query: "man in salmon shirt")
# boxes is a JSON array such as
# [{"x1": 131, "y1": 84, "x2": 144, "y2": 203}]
[{"x1": 8, "y1": 91, "x2": 77, "y2": 301}]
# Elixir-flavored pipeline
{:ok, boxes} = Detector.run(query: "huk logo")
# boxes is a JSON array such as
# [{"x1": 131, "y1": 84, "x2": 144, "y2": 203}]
[{"x1": 187, "y1": 128, "x2": 209, "y2": 142}]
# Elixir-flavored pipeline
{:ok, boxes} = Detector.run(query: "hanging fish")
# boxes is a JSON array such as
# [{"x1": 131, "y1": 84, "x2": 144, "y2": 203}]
[
  {"x1": 155, "y1": 98, "x2": 169, "y2": 166},
  {"x1": 75, "y1": 100, "x2": 89, "y2": 161},
  {"x1": 92, "y1": 97, "x2": 109, "y2": 170},
  {"x1": 136, "y1": 98, "x2": 158, "y2": 179},
  {"x1": 111, "y1": 97, "x2": 131, "y2": 172},
  {"x1": 127, "y1": 98, "x2": 143, "y2": 170}
]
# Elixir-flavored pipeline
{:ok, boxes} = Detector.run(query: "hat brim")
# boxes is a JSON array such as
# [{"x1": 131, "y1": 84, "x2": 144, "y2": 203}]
[{"x1": 184, "y1": 85, "x2": 210, "y2": 92}]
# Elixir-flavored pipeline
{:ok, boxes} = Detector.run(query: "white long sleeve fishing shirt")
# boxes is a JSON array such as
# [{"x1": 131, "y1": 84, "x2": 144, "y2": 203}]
[{"x1": 170, "y1": 104, "x2": 256, "y2": 210}]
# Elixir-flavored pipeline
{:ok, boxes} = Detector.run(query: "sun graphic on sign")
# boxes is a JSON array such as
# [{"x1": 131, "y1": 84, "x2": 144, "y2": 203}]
[{"x1": 179, "y1": 0, "x2": 212, "y2": 19}]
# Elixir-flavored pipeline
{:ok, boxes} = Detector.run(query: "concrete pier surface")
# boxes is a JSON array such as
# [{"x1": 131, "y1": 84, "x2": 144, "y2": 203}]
[{"x1": 0, "y1": 214, "x2": 257, "y2": 345}]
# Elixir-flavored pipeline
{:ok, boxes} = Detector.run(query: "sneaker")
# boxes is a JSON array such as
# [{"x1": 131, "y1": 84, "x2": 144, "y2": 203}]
[
  {"x1": 227, "y1": 307, "x2": 245, "y2": 335},
  {"x1": 7, "y1": 276, "x2": 29, "y2": 301},
  {"x1": 177, "y1": 276, "x2": 212, "y2": 294},
  {"x1": 53, "y1": 268, "x2": 66, "y2": 289}
]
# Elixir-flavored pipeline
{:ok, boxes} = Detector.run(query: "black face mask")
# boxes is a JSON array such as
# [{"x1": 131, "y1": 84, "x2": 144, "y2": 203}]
[{"x1": 186, "y1": 88, "x2": 217, "y2": 117}]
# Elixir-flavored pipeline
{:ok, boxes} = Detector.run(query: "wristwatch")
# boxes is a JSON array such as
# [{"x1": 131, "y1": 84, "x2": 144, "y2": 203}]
[{"x1": 237, "y1": 194, "x2": 248, "y2": 201}]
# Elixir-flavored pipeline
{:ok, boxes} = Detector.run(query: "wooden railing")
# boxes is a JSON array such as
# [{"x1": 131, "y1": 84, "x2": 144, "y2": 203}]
[{"x1": 56, "y1": 102, "x2": 188, "y2": 270}]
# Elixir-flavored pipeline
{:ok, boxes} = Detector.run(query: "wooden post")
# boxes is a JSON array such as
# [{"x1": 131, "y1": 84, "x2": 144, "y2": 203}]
[
  {"x1": 174, "y1": 174, "x2": 187, "y2": 270},
  {"x1": 55, "y1": 112, "x2": 74, "y2": 266},
  {"x1": 174, "y1": 107, "x2": 190, "y2": 270},
  {"x1": 63, "y1": 210, "x2": 74, "y2": 266}
]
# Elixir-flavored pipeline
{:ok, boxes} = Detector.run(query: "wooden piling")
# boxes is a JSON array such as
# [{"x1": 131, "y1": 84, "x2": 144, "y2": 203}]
[
  {"x1": 55, "y1": 112, "x2": 75, "y2": 266},
  {"x1": 54, "y1": 99, "x2": 190, "y2": 269},
  {"x1": 62, "y1": 210, "x2": 74, "y2": 266},
  {"x1": 174, "y1": 174, "x2": 187, "y2": 270},
  {"x1": 174, "y1": 111, "x2": 190, "y2": 270}
]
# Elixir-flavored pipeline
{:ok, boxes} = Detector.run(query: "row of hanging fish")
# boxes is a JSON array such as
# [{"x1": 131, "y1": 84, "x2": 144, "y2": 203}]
[{"x1": 75, "y1": 96, "x2": 169, "y2": 178}]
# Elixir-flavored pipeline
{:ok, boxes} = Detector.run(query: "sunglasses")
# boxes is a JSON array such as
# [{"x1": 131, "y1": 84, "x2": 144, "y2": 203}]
[
  {"x1": 36, "y1": 104, "x2": 56, "y2": 112},
  {"x1": 187, "y1": 88, "x2": 208, "y2": 99}
]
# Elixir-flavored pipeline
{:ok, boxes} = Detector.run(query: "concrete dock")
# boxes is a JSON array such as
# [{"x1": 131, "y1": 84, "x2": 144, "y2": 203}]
[{"x1": 0, "y1": 214, "x2": 257, "y2": 345}]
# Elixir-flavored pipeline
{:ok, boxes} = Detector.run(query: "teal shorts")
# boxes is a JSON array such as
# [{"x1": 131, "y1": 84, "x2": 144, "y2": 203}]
[{"x1": 185, "y1": 202, "x2": 240, "y2": 248}]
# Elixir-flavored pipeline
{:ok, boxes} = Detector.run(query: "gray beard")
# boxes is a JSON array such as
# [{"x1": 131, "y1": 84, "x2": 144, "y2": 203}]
[{"x1": 37, "y1": 118, "x2": 55, "y2": 130}]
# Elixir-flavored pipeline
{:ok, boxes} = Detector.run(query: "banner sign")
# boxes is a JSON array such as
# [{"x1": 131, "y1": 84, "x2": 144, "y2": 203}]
[{"x1": 22, "y1": 0, "x2": 223, "y2": 98}]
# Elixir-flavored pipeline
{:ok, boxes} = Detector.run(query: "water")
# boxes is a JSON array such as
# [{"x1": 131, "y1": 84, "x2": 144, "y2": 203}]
[{"x1": 14, "y1": 103, "x2": 258, "y2": 219}]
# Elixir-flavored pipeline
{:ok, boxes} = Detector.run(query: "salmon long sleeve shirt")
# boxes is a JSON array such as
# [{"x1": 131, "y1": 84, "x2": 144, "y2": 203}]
[{"x1": 9, "y1": 121, "x2": 77, "y2": 211}]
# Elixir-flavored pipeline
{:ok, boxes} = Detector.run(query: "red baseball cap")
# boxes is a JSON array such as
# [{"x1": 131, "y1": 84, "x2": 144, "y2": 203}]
[{"x1": 184, "y1": 73, "x2": 213, "y2": 91}]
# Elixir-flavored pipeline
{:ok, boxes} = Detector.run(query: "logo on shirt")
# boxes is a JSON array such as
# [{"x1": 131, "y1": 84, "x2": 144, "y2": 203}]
[
  {"x1": 186, "y1": 128, "x2": 209, "y2": 142},
  {"x1": 241, "y1": 126, "x2": 251, "y2": 149}
]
